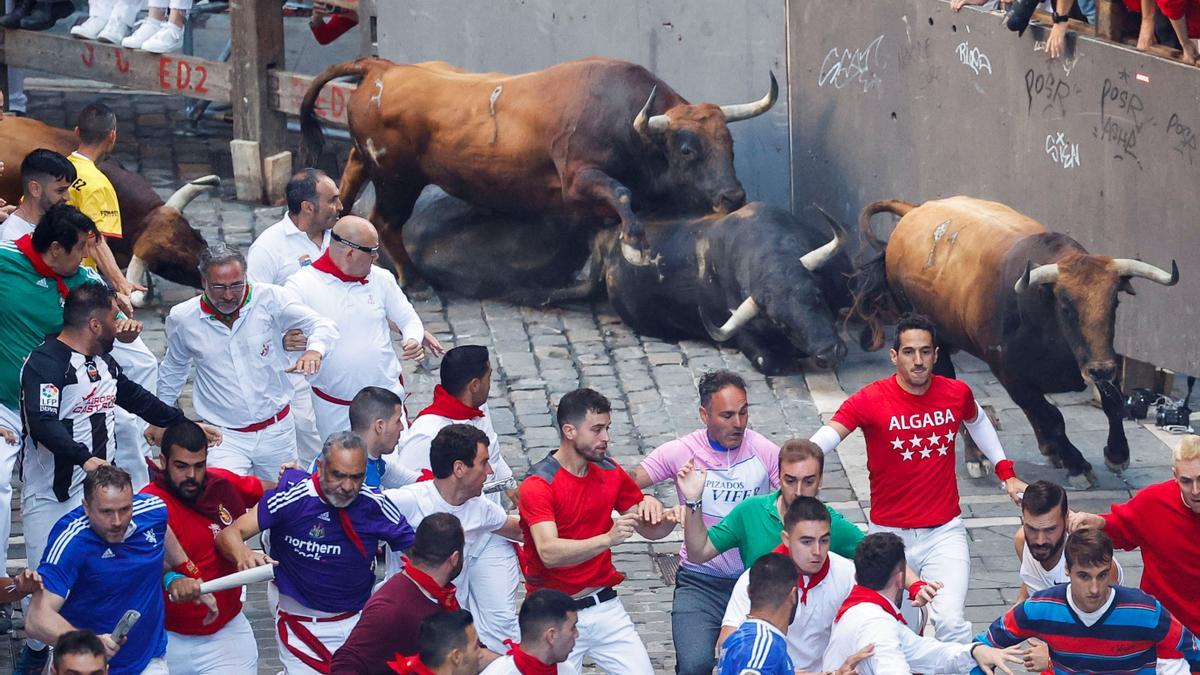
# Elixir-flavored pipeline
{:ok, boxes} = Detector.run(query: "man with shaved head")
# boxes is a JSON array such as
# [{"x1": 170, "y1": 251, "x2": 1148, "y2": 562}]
[{"x1": 286, "y1": 216, "x2": 433, "y2": 439}]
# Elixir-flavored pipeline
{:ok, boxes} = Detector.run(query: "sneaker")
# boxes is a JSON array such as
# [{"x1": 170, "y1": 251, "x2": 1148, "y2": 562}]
[
  {"x1": 140, "y1": 21, "x2": 183, "y2": 54},
  {"x1": 96, "y1": 14, "x2": 132, "y2": 44},
  {"x1": 70, "y1": 14, "x2": 107, "y2": 39},
  {"x1": 14, "y1": 645, "x2": 49, "y2": 675},
  {"x1": 0, "y1": 0, "x2": 35, "y2": 29},
  {"x1": 122, "y1": 17, "x2": 163, "y2": 49}
]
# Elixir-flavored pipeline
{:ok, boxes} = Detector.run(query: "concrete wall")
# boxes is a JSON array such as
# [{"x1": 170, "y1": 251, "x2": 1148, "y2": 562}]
[
  {"x1": 788, "y1": 0, "x2": 1200, "y2": 374},
  {"x1": 377, "y1": 0, "x2": 791, "y2": 209}
]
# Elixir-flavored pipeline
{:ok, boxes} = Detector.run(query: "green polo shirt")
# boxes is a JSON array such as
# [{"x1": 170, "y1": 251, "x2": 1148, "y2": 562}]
[
  {"x1": 0, "y1": 241, "x2": 103, "y2": 409},
  {"x1": 708, "y1": 490, "x2": 864, "y2": 567}
]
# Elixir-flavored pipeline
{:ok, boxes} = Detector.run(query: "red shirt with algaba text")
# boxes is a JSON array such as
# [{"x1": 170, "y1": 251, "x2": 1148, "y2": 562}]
[{"x1": 832, "y1": 375, "x2": 976, "y2": 528}]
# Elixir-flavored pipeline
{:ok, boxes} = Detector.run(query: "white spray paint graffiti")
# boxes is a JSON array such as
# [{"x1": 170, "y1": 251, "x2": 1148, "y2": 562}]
[
  {"x1": 956, "y1": 41, "x2": 993, "y2": 75},
  {"x1": 1045, "y1": 132, "x2": 1081, "y2": 169},
  {"x1": 819, "y1": 35, "x2": 886, "y2": 94}
]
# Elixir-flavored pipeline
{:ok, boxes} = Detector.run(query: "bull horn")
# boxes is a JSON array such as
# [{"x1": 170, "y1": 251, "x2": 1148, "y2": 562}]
[
  {"x1": 802, "y1": 205, "x2": 846, "y2": 271},
  {"x1": 165, "y1": 174, "x2": 221, "y2": 212},
  {"x1": 1112, "y1": 258, "x2": 1179, "y2": 286},
  {"x1": 632, "y1": 86, "x2": 670, "y2": 136},
  {"x1": 720, "y1": 71, "x2": 779, "y2": 123},
  {"x1": 699, "y1": 296, "x2": 760, "y2": 342},
  {"x1": 1014, "y1": 261, "x2": 1059, "y2": 293}
]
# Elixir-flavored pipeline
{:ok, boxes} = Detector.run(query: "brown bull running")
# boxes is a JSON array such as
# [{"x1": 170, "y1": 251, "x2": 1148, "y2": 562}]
[{"x1": 851, "y1": 195, "x2": 1178, "y2": 488}]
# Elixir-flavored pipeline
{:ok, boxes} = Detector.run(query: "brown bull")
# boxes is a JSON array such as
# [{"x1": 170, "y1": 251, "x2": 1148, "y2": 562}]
[
  {"x1": 850, "y1": 196, "x2": 1178, "y2": 488},
  {"x1": 0, "y1": 115, "x2": 215, "y2": 305},
  {"x1": 299, "y1": 57, "x2": 776, "y2": 282}
]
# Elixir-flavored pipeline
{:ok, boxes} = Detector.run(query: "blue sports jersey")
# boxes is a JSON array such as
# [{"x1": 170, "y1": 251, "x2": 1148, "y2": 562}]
[
  {"x1": 718, "y1": 618, "x2": 795, "y2": 675},
  {"x1": 39, "y1": 493, "x2": 169, "y2": 675},
  {"x1": 259, "y1": 469, "x2": 415, "y2": 613}
]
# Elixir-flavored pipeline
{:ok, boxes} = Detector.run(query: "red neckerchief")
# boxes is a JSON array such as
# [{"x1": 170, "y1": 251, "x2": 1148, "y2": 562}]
[
  {"x1": 387, "y1": 655, "x2": 437, "y2": 675},
  {"x1": 419, "y1": 385, "x2": 484, "y2": 420},
  {"x1": 835, "y1": 585, "x2": 905, "y2": 623},
  {"x1": 504, "y1": 640, "x2": 557, "y2": 675},
  {"x1": 147, "y1": 459, "x2": 248, "y2": 526},
  {"x1": 771, "y1": 543, "x2": 831, "y2": 605},
  {"x1": 401, "y1": 555, "x2": 460, "y2": 610},
  {"x1": 15, "y1": 234, "x2": 69, "y2": 298},
  {"x1": 312, "y1": 250, "x2": 368, "y2": 284},
  {"x1": 310, "y1": 473, "x2": 367, "y2": 558},
  {"x1": 199, "y1": 283, "x2": 250, "y2": 327}
]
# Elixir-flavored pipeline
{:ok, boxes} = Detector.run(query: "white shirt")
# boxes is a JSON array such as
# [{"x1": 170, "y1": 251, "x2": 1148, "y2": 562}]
[
  {"x1": 722, "y1": 553, "x2": 855, "y2": 671},
  {"x1": 396, "y1": 406, "x2": 514, "y2": 509},
  {"x1": 157, "y1": 283, "x2": 339, "y2": 429},
  {"x1": 0, "y1": 212, "x2": 35, "y2": 242},
  {"x1": 1019, "y1": 534, "x2": 1124, "y2": 593},
  {"x1": 382, "y1": 480, "x2": 507, "y2": 576},
  {"x1": 284, "y1": 264, "x2": 423, "y2": 400},
  {"x1": 822, "y1": 592, "x2": 974, "y2": 675},
  {"x1": 1066, "y1": 587, "x2": 1115, "y2": 627},
  {"x1": 246, "y1": 214, "x2": 330, "y2": 285},
  {"x1": 479, "y1": 656, "x2": 520, "y2": 675}
]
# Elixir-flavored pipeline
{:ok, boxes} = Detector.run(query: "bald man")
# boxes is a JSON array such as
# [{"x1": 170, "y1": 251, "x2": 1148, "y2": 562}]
[{"x1": 285, "y1": 216, "x2": 428, "y2": 439}]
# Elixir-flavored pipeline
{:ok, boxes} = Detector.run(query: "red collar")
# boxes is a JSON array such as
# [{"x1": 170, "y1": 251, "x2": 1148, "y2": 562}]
[
  {"x1": 15, "y1": 234, "x2": 69, "y2": 299},
  {"x1": 771, "y1": 543, "x2": 831, "y2": 604},
  {"x1": 504, "y1": 640, "x2": 557, "y2": 675},
  {"x1": 199, "y1": 283, "x2": 251, "y2": 326},
  {"x1": 835, "y1": 585, "x2": 905, "y2": 623},
  {"x1": 419, "y1": 385, "x2": 484, "y2": 421},
  {"x1": 310, "y1": 473, "x2": 367, "y2": 558},
  {"x1": 387, "y1": 655, "x2": 437, "y2": 675},
  {"x1": 312, "y1": 250, "x2": 368, "y2": 284},
  {"x1": 402, "y1": 556, "x2": 460, "y2": 611}
]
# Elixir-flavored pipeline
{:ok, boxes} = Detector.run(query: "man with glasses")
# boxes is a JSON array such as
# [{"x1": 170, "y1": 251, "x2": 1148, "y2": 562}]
[
  {"x1": 286, "y1": 216, "x2": 430, "y2": 440},
  {"x1": 154, "y1": 243, "x2": 339, "y2": 479}
]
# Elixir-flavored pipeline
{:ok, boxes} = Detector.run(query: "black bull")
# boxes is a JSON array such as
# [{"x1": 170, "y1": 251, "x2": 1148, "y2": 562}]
[{"x1": 406, "y1": 191, "x2": 852, "y2": 373}]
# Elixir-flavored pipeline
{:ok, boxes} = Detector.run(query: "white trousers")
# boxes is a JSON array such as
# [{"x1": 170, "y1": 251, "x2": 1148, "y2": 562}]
[
  {"x1": 209, "y1": 415, "x2": 298, "y2": 481},
  {"x1": 111, "y1": 337, "x2": 159, "y2": 492},
  {"x1": 139, "y1": 656, "x2": 170, "y2": 674},
  {"x1": 166, "y1": 611, "x2": 258, "y2": 674},
  {"x1": 458, "y1": 533, "x2": 521, "y2": 653},
  {"x1": 148, "y1": 0, "x2": 193, "y2": 9},
  {"x1": 275, "y1": 598, "x2": 360, "y2": 675},
  {"x1": 869, "y1": 517, "x2": 973, "y2": 644},
  {"x1": 22, "y1": 491, "x2": 81, "y2": 650},
  {"x1": 562, "y1": 595, "x2": 653, "y2": 675},
  {"x1": 0, "y1": 405, "x2": 22, "y2": 574},
  {"x1": 96, "y1": 0, "x2": 141, "y2": 25},
  {"x1": 3, "y1": 0, "x2": 25, "y2": 112},
  {"x1": 289, "y1": 376, "x2": 322, "y2": 467}
]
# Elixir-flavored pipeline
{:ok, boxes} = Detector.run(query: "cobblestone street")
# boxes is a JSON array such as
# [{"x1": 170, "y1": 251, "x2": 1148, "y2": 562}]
[{"x1": 2, "y1": 88, "x2": 1184, "y2": 673}]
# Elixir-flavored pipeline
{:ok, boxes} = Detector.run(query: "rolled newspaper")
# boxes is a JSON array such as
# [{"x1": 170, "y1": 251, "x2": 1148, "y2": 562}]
[
  {"x1": 482, "y1": 477, "x2": 517, "y2": 495},
  {"x1": 198, "y1": 564, "x2": 276, "y2": 594}
]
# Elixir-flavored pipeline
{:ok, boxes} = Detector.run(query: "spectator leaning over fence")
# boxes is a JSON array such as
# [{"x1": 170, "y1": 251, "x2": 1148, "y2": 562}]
[{"x1": 1126, "y1": 0, "x2": 1200, "y2": 63}]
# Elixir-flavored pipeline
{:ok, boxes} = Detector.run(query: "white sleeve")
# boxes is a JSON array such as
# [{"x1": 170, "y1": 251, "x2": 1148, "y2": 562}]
[
  {"x1": 856, "y1": 614, "x2": 915, "y2": 675},
  {"x1": 481, "y1": 499, "x2": 509, "y2": 533},
  {"x1": 379, "y1": 273, "x2": 424, "y2": 341},
  {"x1": 721, "y1": 571, "x2": 752, "y2": 628},
  {"x1": 274, "y1": 285, "x2": 339, "y2": 356},
  {"x1": 155, "y1": 312, "x2": 192, "y2": 407},
  {"x1": 245, "y1": 241, "x2": 277, "y2": 284},
  {"x1": 379, "y1": 453, "x2": 421, "y2": 489},
  {"x1": 396, "y1": 428, "x2": 435, "y2": 472},
  {"x1": 898, "y1": 622, "x2": 974, "y2": 674},
  {"x1": 962, "y1": 402, "x2": 1007, "y2": 466},
  {"x1": 811, "y1": 425, "x2": 844, "y2": 454}
]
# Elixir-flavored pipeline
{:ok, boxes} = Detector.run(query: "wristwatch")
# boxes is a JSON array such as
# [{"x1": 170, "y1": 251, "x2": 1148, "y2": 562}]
[
  {"x1": 1052, "y1": 10, "x2": 1070, "y2": 23},
  {"x1": 684, "y1": 498, "x2": 701, "y2": 512}
]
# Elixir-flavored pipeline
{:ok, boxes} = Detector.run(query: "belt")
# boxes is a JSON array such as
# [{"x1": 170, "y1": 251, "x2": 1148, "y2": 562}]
[
  {"x1": 311, "y1": 386, "x2": 352, "y2": 406},
  {"x1": 276, "y1": 608, "x2": 357, "y2": 674},
  {"x1": 573, "y1": 586, "x2": 617, "y2": 611},
  {"x1": 231, "y1": 405, "x2": 291, "y2": 433}
]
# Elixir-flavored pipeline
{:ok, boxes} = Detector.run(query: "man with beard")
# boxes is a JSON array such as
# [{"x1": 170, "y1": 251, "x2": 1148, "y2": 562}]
[
  {"x1": 141, "y1": 419, "x2": 268, "y2": 673},
  {"x1": 810, "y1": 313, "x2": 1027, "y2": 644},
  {"x1": 519, "y1": 388, "x2": 676, "y2": 674},
  {"x1": 717, "y1": 553, "x2": 799, "y2": 674},
  {"x1": 217, "y1": 431, "x2": 416, "y2": 674},
  {"x1": 481, "y1": 589, "x2": 579, "y2": 674}
]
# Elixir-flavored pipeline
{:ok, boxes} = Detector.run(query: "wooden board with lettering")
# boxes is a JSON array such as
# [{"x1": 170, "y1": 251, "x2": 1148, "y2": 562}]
[
  {"x1": 0, "y1": 29, "x2": 230, "y2": 102},
  {"x1": 270, "y1": 71, "x2": 356, "y2": 127}
]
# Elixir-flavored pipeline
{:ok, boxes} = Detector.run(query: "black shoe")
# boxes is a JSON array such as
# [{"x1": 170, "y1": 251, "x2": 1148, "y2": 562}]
[
  {"x1": 19, "y1": 0, "x2": 71, "y2": 30},
  {"x1": 0, "y1": 0, "x2": 34, "y2": 29}
]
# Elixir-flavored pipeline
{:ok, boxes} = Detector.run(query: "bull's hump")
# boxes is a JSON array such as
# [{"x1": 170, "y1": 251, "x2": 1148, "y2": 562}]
[{"x1": 913, "y1": 196, "x2": 1045, "y2": 239}]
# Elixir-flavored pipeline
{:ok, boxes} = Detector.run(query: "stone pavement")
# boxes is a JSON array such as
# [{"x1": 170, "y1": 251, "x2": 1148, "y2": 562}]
[{"x1": 1, "y1": 84, "x2": 1186, "y2": 673}]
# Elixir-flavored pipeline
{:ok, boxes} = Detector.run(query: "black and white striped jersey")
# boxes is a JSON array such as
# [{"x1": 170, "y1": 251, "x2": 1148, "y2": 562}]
[{"x1": 19, "y1": 338, "x2": 184, "y2": 502}]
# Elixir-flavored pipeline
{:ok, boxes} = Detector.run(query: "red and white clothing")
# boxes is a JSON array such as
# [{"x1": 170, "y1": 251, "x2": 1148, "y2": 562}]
[
  {"x1": 831, "y1": 375, "x2": 1006, "y2": 643},
  {"x1": 721, "y1": 550, "x2": 855, "y2": 670},
  {"x1": 822, "y1": 586, "x2": 975, "y2": 675},
  {"x1": 1103, "y1": 479, "x2": 1200, "y2": 633},
  {"x1": 157, "y1": 283, "x2": 338, "y2": 480},
  {"x1": 285, "y1": 256, "x2": 423, "y2": 440},
  {"x1": 382, "y1": 480, "x2": 518, "y2": 651},
  {"x1": 520, "y1": 453, "x2": 653, "y2": 674},
  {"x1": 481, "y1": 645, "x2": 561, "y2": 674}
]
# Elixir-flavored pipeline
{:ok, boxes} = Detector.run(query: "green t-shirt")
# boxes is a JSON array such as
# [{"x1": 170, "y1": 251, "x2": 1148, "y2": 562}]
[
  {"x1": 0, "y1": 242, "x2": 103, "y2": 409},
  {"x1": 707, "y1": 490, "x2": 865, "y2": 568}
]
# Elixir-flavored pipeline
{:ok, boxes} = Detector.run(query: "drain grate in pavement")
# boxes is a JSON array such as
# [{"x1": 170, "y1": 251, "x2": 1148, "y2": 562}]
[{"x1": 652, "y1": 552, "x2": 681, "y2": 586}]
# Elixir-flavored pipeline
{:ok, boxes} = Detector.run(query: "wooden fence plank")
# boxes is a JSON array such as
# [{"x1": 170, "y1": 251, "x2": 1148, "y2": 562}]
[{"x1": 270, "y1": 71, "x2": 356, "y2": 127}]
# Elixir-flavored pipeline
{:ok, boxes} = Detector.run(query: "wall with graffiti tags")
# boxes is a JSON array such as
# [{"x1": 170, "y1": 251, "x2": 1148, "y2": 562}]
[{"x1": 789, "y1": 0, "x2": 1200, "y2": 373}]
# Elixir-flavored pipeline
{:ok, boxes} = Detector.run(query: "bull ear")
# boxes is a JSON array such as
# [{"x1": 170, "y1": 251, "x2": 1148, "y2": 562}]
[{"x1": 1118, "y1": 277, "x2": 1137, "y2": 295}]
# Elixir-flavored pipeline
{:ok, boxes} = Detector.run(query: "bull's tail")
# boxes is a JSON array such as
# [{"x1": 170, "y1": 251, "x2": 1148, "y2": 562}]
[
  {"x1": 299, "y1": 58, "x2": 387, "y2": 165},
  {"x1": 845, "y1": 199, "x2": 917, "y2": 351}
]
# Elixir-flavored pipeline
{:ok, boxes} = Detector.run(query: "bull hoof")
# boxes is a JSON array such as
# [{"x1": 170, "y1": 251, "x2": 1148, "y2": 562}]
[
  {"x1": 965, "y1": 460, "x2": 993, "y2": 479},
  {"x1": 619, "y1": 242, "x2": 658, "y2": 267},
  {"x1": 130, "y1": 289, "x2": 150, "y2": 309},
  {"x1": 1104, "y1": 458, "x2": 1129, "y2": 474},
  {"x1": 1067, "y1": 470, "x2": 1099, "y2": 490}
]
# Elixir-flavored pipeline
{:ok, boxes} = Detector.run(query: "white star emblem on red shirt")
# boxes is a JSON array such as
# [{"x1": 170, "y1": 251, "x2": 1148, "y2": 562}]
[
  {"x1": 927, "y1": 432, "x2": 942, "y2": 446},
  {"x1": 901, "y1": 449, "x2": 915, "y2": 460},
  {"x1": 891, "y1": 437, "x2": 905, "y2": 450},
  {"x1": 908, "y1": 436, "x2": 922, "y2": 448},
  {"x1": 919, "y1": 447, "x2": 933, "y2": 459},
  {"x1": 936, "y1": 445, "x2": 949, "y2": 456}
]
